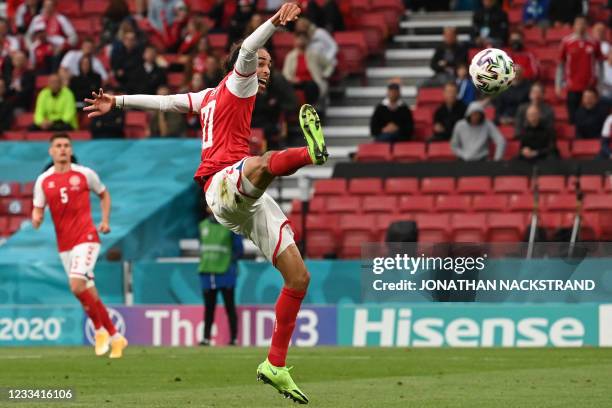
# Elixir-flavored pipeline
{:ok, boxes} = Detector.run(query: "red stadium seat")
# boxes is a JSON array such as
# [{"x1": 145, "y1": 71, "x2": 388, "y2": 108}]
[
  {"x1": 572, "y1": 140, "x2": 600, "y2": 159},
  {"x1": 420, "y1": 177, "x2": 455, "y2": 195},
  {"x1": 0, "y1": 182, "x2": 20, "y2": 197},
  {"x1": 81, "y1": 0, "x2": 108, "y2": 17},
  {"x1": 356, "y1": 143, "x2": 391, "y2": 162},
  {"x1": 208, "y1": 33, "x2": 228, "y2": 55},
  {"x1": 412, "y1": 107, "x2": 432, "y2": 126},
  {"x1": 544, "y1": 194, "x2": 576, "y2": 212},
  {"x1": 451, "y1": 213, "x2": 487, "y2": 242},
  {"x1": 355, "y1": 14, "x2": 387, "y2": 55},
  {"x1": 427, "y1": 142, "x2": 455, "y2": 161},
  {"x1": 56, "y1": 1, "x2": 80, "y2": 17},
  {"x1": 339, "y1": 214, "x2": 378, "y2": 258},
  {"x1": 362, "y1": 196, "x2": 397, "y2": 214},
  {"x1": 537, "y1": 176, "x2": 565, "y2": 194},
  {"x1": 288, "y1": 213, "x2": 303, "y2": 242},
  {"x1": 553, "y1": 106, "x2": 569, "y2": 123},
  {"x1": 125, "y1": 111, "x2": 149, "y2": 138},
  {"x1": 327, "y1": 196, "x2": 361, "y2": 214},
  {"x1": 507, "y1": 8, "x2": 521, "y2": 25},
  {"x1": 2, "y1": 131, "x2": 24, "y2": 140},
  {"x1": 0, "y1": 216, "x2": 8, "y2": 237},
  {"x1": 348, "y1": 178, "x2": 383, "y2": 195},
  {"x1": 290, "y1": 199, "x2": 302, "y2": 214},
  {"x1": 546, "y1": 27, "x2": 572, "y2": 44},
  {"x1": 416, "y1": 88, "x2": 444, "y2": 109},
  {"x1": 306, "y1": 214, "x2": 338, "y2": 258},
  {"x1": 21, "y1": 182, "x2": 35, "y2": 198},
  {"x1": 583, "y1": 194, "x2": 612, "y2": 212},
  {"x1": 494, "y1": 176, "x2": 529, "y2": 194},
  {"x1": 68, "y1": 130, "x2": 92, "y2": 140},
  {"x1": 393, "y1": 142, "x2": 426, "y2": 162},
  {"x1": 313, "y1": 179, "x2": 347, "y2": 196},
  {"x1": 413, "y1": 123, "x2": 431, "y2": 141},
  {"x1": 498, "y1": 125, "x2": 514, "y2": 140},
  {"x1": 472, "y1": 195, "x2": 507, "y2": 213},
  {"x1": 487, "y1": 213, "x2": 525, "y2": 242},
  {"x1": 523, "y1": 27, "x2": 545, "y2": 46},
  {"x1": 309, "y1": 196, "x2": 326, "y2": 213},
  {"x1": 1, "y1": 198, "x2": 32, "y2": 216},
  {"x1": 457, "y1": 177, "x2": 492, "y2": 195},
  {"x1": 539, "y1": 212, "x2": 563, "y2": 230},
  {"x1": 25, "y1": 131, "x2": 55, "y2": 141},
  {"x1": 416, "y1": 213, "x2": 450, "y2": 242},
  {"x1": 384, "y1": 177, "x2": 419, "y2": 195},
  {"x1": 532, "y1": 47, "x2": 558, "y2": 63},
  {"x1": 72, "y1": 18, "x2": 92, "y2": 37},
  {"x1": 271, "y1": 31, "x2": 294, "y2": 67},
  {"x1": 334, "y1": 32, "x2": 367, "y2": 75},
  {"x1": 167, "y1": 72, "x2": 185, "y2": 90},
  {"x1": 508, "y1": 194, "x2": 534, "y2": 214},
  {"x1": 398, "y1": 195, "x2": 434, "y2": 214},
  {"x1": 556, "y1": 140, "x2": 571, "y2": 158},
  {"x1": 555, "y1": 123, "x2": 574, "y2": 140},
  {"x1": 503, "y1": 140, "x2": 521, "y2": 160},
  {"x1": 369, "y1": 0, "x2": 404, "y2": 35},
  {"x1": 8, "y1": 216, "x2": 26, "y2": 234},
  {"x1": 435, "y1": 195, "x2": 471, "y2": 213},
  {"x1": 567, "y1": 175, "x2": 602, "y2": 193},
  {"x1": 15, "y1": 113, "x2": 33, "y2": 130}
]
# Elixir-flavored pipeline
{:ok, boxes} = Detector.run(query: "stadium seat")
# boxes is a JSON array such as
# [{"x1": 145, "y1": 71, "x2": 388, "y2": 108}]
[
  {"x1": 567, "y1": 175, "x2": 602, "y2": 193},
  {"x1": 487, "y1": 213, "x2": 525, "y2": 242},
  {"x1": 288, "y1": 213, "x2": 303, "y2": 242},
  {"x1": 125, "y1": 111, "x2": 149, "y2": 138},
  {"x1": 326, "y1": 196, "x2": 361, "y2": 213},
  {"x1": 15, "y1": 113, "x2": 33, "y2": 130},
  {"x1": 348, "y1": 178, "x2": 383, "y2": 195},
  {"x1": 72, "y1": 18, "x2": 92, "y2": 37},
  {"x1": 435, "y1": 195, "x2": 471, "y2": 212},
  {"x1": 25, "y1": 131, "x2": 55, "y2": 141},
  {"x1": 68, "y1": 130, "x2": 92, "y2": 140},
  {"x1": 416, "y1": 88, "x2": 444, "y2": 109},
  {"x1": 2, "y1": 131, "x2": 24, "y2": 140},
  {"x1": 451, "y1": 213, "x2": 487, "y2": 242},
  {"x1": 420, "y1": 177, "x2": 455, "y2": 195},
  {"x1": 416, "y1": 214, "x2": 450, "y2": 242},
  {"x1": 20, "y1": 182, "x2": 35, "y2": 197},
  {"x1": 494, "y1": 176, "x2": 529, "y2": 194},
  {"x1": 539, "y1": 212, "x2": 563, "y2": 231},
  {"x1": 545, "y1": 27, "x2": 572, "y2": 44},
  {"x1": 508, "y1": 194, "x2": 534, "y2": 214},
  {"x1": 583, "y1": 194, "x2": 612, "y2": 212},
  {"x1": 537, "y1": 176, "x2": 566, "y2": 194},
  {"x1": 398, "y1": 195, "x2": 434, "y2": 214},
  {"x1": 1, "y1": 198, "x2": 32, "y2": 216},
  {"x1": 334, "y1": 31, "x2": 367, "y2": 75},
  {"x1": 544, "y1": 194, "x2": 576, "y2": 212},
  {"x1": 507, "y1": 8, "x2": 521, "y2": 25},
  {"x1": 271, "y1": 31, "x2": 294, "y2": 67},
  {"x1": 8, "y1": 217, "x2": 25, "y2": 234},
  {"x1": 457, "y1": 177, "x2": 492, "y2": 194},
  {"x1": 412, "y1": 107, "x2": 432, "y2": 125},
  {"x1": 355, "y1": 14, "x2": 387, "y2": 55},
  {"x1": 362, "y1": 196, "x2": 397, "y2": 214},
  {"x1": 339, "y1": 214, "x2": 378, "y2": 258},
  {"x1": 308, "y1": 196, "x2": 326, "y2": 213},
  {"x1": 556, "y1": 140, "x2": 571, "y2": 158},
  {"x1": 555, "y1": 123, "x2": 575, "y2": 140},
  {"x1": 572, "y1": 140, "x2": 600, "y2": 159},
  {"x1": 56, "y1": 1, "x2": 80, "y2": 17},
  {"x1": 306, "y1": 214, "x2": 338, "y2": 258},
  {"x1": 427, "y1": 142, "x2": 456, "y2": 161},
  {"x1": 81, "y1": 0, "x2": 107, "y2": 17},
  {"x1": 393, "y1": 142, "x2": 426, "y2": 162},
  {"x1": 413, "y1": 123, "x2": 431, "y2": 141},
  {"x1": 523, "y1": 26, "x2": 545, "y2": 46},
  {"x1": 356, "y1": 143, "x2": 391, "y2": 162},
  {"x1": 553, "y1": 106, "x2": 569, "y2": 123},
  {"x1": 502, "y1": 140, "x2": 520, "y2": 160},
  {"x1": 207, "y1": 33, "x2": 228, "y2": 55},
  {"x1": 0, "y1": 182, "x2": 20, "y2": 197},
  {"x1": 472, "y1": 195, "x2": 507, "y2": 213},
  {"x1": 498, "y1": 125, "x2": 514, "y2": 140},
  {"x1": 0, "y1": 216, "x2": 8, "y2": 237},
  {"x1": 532, "y1": 47, "x2": 558, "y2": 64},
  {"x1": 290, "y1": 199, "x2": 302, "y2": 214},
  {"x1": 369, "y1": 0, "x2": 404, "y2": 34},
  {"x1": 313, "y1": 179, "x2": 347, "y2": 196},
  {"x1": 384, "y1": 177, "x2": 419, "y2": 195},
  {"x1": 167, "y1": 72, "x2": 185, "y2": 90}
]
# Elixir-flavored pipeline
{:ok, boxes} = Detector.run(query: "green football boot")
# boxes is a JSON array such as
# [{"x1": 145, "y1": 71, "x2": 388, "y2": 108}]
[
  {"x1": 299, "y1": 104, "x2": 328, "y2": 165},
  {"x1": 256, "y1": 358, "x2": 309, "y2": 404}
]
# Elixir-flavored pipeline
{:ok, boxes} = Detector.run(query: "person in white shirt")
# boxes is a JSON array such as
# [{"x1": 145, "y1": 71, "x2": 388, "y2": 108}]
[
  {"x1": 60, "y1": 37, "x2": 109, "y2": 82},
  {"x1": 294, "y1": 17, "x2": 337, "y2": 70}
]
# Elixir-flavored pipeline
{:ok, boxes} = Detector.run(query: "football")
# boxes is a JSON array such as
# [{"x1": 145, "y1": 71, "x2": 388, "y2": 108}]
[{"x1": 469, "y1": 48, "x2": 516, "y2": 95}]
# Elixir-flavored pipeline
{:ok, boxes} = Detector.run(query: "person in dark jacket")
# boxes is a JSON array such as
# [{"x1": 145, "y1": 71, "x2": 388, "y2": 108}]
[
  {"x1": 548, "y1": 0, "x2": 583, "y2": 26},
  {"x1": 472, "y1": 0, "x2": 509, "y2": 47},
  {"x1": 370, "y1": 82, "x2": 414, "y2": 142},
  {"x1": 432, "y1": 82, "x2": 466, "y2": 141},
  {"x1": 2, "y1": 50, "x2": 35, "y2": 111},
  {"x1": 575, "y1": 89, "x2": 609, "y2": 139},
  {"x1": 517, "y1": 105, "x2": 557, "y2": 162},
  {"x1": 426, "y1": 27, "x2": 468, "y2": 86},
  {"x1": 494, "y1": 67, "x2": 531, "y2": 125},
  {"x1": 110, "y1": 30, "x2": 143, "y2": 92},
  {"x1": 132, "y1": 45, "x2": 167, "y2": 95},
  {"x1": 69, "y1": 56, "x2": 102, "y2": 109},
  {"x1": 0, "y1": 79, "x2": 13, "y2": 133}
]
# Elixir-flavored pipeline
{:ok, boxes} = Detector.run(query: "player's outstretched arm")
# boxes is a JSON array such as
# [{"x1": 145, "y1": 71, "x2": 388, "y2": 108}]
[
  {"x1": 84, "y1": 88, "x2": 195, "y2": 118},
  {"x1": 31, "y1": 207, "x2": 44, "y2": 229},
  {"x1": 98, "y1": 190, "x2": 111, "y2": 234}
]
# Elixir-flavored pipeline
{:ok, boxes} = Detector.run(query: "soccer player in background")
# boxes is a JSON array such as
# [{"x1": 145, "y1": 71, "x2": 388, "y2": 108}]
[
  {"x1": 31, "y1": 133, "x2": 128, "y2": 359},
  {"x1": 85, "y1": 3, "x2": 325, "y2": 404}
]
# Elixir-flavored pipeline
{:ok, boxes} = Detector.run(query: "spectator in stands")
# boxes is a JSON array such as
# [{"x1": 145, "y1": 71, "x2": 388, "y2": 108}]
[
  {"x1": 0, "y1": 79, "x2": 13, "y2": 133},
  {"x1": 147, "y1": 0, "x2": 183, "y2": 33},
  {"x1": 15, "y1": 0, "x2": 41, "y2": 34},
  {"x1": 101, "y1": 0, "x2": 132, "y2": 45},
  {"x1": 599, "y1": 113, "x2": 612, "y2": 159},
  {"x1": 252, "y1": 69, "x2": 298, "y2": 149},
  {"x1": 472, "y1": 0, "x2": 509, "y2": 47},
  {"x1": 90, "y1": 88, "x2": 124, "y2": 138},
  {"x1": 227, "y1": 0, "x2": 257, "y2": 46},
  {"x1": 602, "y1": 50, "x2": 612, "y2": 106},
  {"x1": 31, "y1": 73, "x2": 77, "y2": 131},
  {"x1": 432, "y1": 82, "x2": 466, "y2": 141},
  {"x1": 592, "y1": 22, "x2": 610, "y2": 57},
  {"x1": 150, "y1": 84, "x2": 187, "y2": 137},
  {"x1": 283, "y1": 32, "x2": 333, "y2": 106},
  {"x1": 60, "y1": 38, "x2": 108, "y2": 84},
  {"x1": 111, "y1": 30, "x2": 144, "y2": 93},
  {"x1": 575, "y1": 88, "x2": 608, "y2": 139},
  {"x1": 132, "y1": 45, "x2": 167, "y2": 94},
  {"x1": 522, "y1": 0, "x2": 550, "y2": 27},
  {"x1": 557, "y1": 15, "x2": 604, "y2": 124},
  {"x1": 0, "y1": 18, "x2": 20, "y2": 65},
  {"x1": 494, "y1": 67, "x2": 531, "y2": 125},
  {"x1": 507, "y1": 31, "x2": 538, "y2": 81},
  {"x1": 517, "y1": 105, "x2": 557, "y2": 162},
  {"x1": 161, "y1": 2, "x2": 190, "y2": 52},
  {"x1": 515, "y1": 82, "x2": 554, "y2": 137},
  {"x1": 177, "y1": 16, "x2": 207, "y2": 55},
  {"x1": 26, "y1": 0, "x2": 78, "y2": 53},
  {"x1": 456, "y1": 63, "x2": 477, "y2": 106},
  {"x1": 549, "y1": 0, "x2": 584, "y2": 27},
  {"x1": 451, "y1": 101, "x2": 506, "y2": 161},
  {"x1": 427, "y1": 27, "x2": 468, "y2": 87},
  {"x1": 206, "y1": 0, "x2": 235, "y2": 33},
  {"x1": 2, "y1": 50, "x2": 35, "y2": 111},
  {"x1": 28, "y1": 23, "x2": 56, "y2": 74},
  {"x1": 305, "y1": 0, "x2": 344, "y2": 32},
  {"x1": 294, "y1": 17, "x2": 338, "y2": 70},
  {"x1": 69, "y1": 56, "x2": 102, "y2": 109},
  {"x1": 191, "y1": 37, "x2": 211, "y2": 74},
  {"x1": 370, "y1": 82, "x2": 414, "y2": 143},
  {"x1": 201, "y1": 56, "x2": 224, "y2": 88}
]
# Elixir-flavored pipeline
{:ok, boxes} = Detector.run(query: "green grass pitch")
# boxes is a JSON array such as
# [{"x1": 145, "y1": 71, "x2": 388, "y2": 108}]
[{"x1": 1, "y1": 347, "x2": 611, "y2": 407}]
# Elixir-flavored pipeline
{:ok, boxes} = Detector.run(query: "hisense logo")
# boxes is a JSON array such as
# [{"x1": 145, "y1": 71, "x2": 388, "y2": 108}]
[{"x1": 352, "y1": 308, "x2": 585, "y2": 347}]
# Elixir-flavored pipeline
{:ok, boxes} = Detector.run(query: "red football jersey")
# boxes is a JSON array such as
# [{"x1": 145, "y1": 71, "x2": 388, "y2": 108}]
[
  {"x1": 560, "y1": 34, "x2": 603, "y2": 92},
  {"x1": 33, "y1": 164, "x2": 105, "y2": 252},
  {"x1": 191, "y1": 70, "x2": 257, "y2": 186}
]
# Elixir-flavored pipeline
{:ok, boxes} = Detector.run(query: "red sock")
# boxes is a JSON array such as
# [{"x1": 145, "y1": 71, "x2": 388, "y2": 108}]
[
  {"x1": 76, "y1": 289, "x2": 101, "y2": 330},
  {"x1": 96, "y1": 299, "x2": 117, "y2": 336},
  {"x1": 268, "y1": 287, "x2": 306, "y2": 367},
  {"x1": 267, "y1": 148, "x2": 313, "y2": 177}
]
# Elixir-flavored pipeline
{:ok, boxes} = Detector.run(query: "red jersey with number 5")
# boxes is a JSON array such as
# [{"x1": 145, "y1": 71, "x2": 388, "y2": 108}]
[
  {"x1": 191, "y1": 69, "x2": 257, "y2": 185},
  {"x1": 33, "y1": 164, "x2": 105, "y2": 252}
]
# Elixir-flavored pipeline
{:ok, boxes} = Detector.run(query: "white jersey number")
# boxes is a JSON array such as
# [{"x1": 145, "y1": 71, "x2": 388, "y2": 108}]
[
  {"x1": 60, "y1": 187, "x2": 68, "y2": 204},
  {"x1": 201, "y1": 100, "x2": 216, "y2": 150}
]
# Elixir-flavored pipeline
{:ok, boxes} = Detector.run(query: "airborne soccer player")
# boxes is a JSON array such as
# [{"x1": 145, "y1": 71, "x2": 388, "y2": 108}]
[
  {"x1": 84, "y1": 3, "x2": 326, "y2": 404},
  {"x1": 32, "y1": 133, "x2": 128, "y2": 359}
]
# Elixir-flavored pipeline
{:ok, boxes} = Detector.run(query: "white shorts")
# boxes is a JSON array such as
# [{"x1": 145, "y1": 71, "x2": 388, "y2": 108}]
[
  {"x1": 59, "y1": 242, "x2": 100, "y2": 288},
  {"x1": 205, "y1": 158, "x2": 295, "y2": 265}
]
